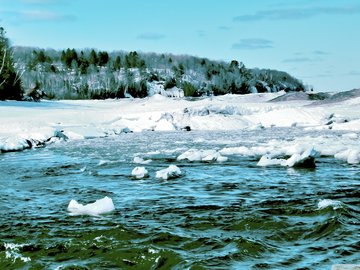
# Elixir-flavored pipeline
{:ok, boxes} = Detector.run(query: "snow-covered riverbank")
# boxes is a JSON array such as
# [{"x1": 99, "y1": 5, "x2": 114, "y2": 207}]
[{"x1": 1, "y1": 90, "x2": 360, "y2": 163}]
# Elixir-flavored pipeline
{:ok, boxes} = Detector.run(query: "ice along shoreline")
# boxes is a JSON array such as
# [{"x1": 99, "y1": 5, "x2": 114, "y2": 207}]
[{"x1": 1, "y1": 91, "x2": 360, "y2": 165}]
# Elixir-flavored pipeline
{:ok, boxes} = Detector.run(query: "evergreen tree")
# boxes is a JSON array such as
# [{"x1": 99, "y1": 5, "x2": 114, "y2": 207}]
[
  {"x1": 78, "y1": 51, "x2": 89, "y2": 74},
  {"x1": 35, "y1": 50, "x2": 51, "y2": 63},
  {"x1": 183, "y1": 82, "x2": 197, "y2": 97},
  {"x1": 125, "y1": 51, "x2": 140, "y2": 68},
  {"x1": 89, "y1": 49, "x2": 98, "y2": 66},
  {"x1": 61, "y1": 50, "x2": 66, "y2": 64},
  {"x1": 98, "y1": 51, "x2": 109, "y2": 66},
  {"x1": 113, "y1": 56, "x2": 122, "y2": 71},
  {"x1": 0, "y1": 26, "x2": 23, "y2": 100},
  {"x1": 61, "y1": 48, "x2": 79, "y2": 68}
]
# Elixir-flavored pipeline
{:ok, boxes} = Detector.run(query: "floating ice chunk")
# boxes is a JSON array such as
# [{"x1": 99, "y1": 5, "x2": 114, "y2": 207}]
[
  {"x1": 220, "y1": 146, "x2": 251, "y2": 156},
  {"x1": 177, "y1": 149, "x2": 204, "y2": 162},
  {"x1": 67, "y1": 196, "x2": 115, "y2": 216},
  {"x1": 155, "y1": 165, "x2": 182, "y2": 180},
  {"x1": 347, "y1": 150, "x2": 360, "y2": 164},
  {"x1": 133, "y1": 156, "x2": 152, "y2": 164},
  {"x1": 0, "y1": 137, "x2": 31, "y2": 152},
  {"x1": 203, "y1": 151, "x2": 228, "y2": 162},
  {"x1": 131, "y1": 167, "x2": 149, "y2": 179},
  {"x1": 221, "y1": 146, "x2": 270, "y2": 156},
  {"x1": 177, "y1": 149, "x2": 227, "y2": 162},
  {"x1": 257, "y1": 155, "x2": 285, "y2": 166},
  {"x1": 317, "y1": 199, "x2": 343, "y2": 210},
  {"x1": 334, "y1": 150, "x2": 350, "y2": 162},
  {"x1": 285, "y1": 148, "x2": 317, "y2": 168},
  {"x1": 215, "y1": 155, "x2": 228, "y2": 163},
  {"x1": 257, "y1": 148, "x2": 317, "y2": 168},
  {"x1": 335, "y1": 149, "x2": 360, "y2": 164}
]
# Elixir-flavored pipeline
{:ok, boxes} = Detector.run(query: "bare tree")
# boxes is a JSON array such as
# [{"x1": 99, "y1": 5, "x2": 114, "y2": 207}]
[{"x1": 0, "y1": 47, "x2": 6, "y2": 88}]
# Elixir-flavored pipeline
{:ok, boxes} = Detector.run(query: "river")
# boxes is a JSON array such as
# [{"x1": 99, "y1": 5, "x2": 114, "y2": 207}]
[{"x1": 0, "y1": 129, "x2": 359, "y2": 269}]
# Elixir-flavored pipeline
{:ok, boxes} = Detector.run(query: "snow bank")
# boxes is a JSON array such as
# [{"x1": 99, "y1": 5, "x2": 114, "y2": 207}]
[
  {"x1": 131, "y1": 167, "x2": 149, "y2": 179},
  {"x1": 1, "y1": 90, "x2": 360, "y2": 156},
  {"x1": 317, "y1": 199, "x2": 344, "y2": 210},
  {"x1": 154, "y1": 118, "x2": 176, "y2": 131},
  {"x1": 67, "y1": 196, "x2": 115, "y2": 216},
  {"x1": 177, "y1": 149, "x2": 228, "y2": 162},
  {"x1": 155, "y1": 165, "x2": 182, "y2": 180}
]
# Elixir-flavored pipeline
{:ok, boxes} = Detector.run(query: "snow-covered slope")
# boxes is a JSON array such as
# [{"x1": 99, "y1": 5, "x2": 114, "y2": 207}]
[{"x1": 1, "y1": 91, "x2": 360, "y2": 161}]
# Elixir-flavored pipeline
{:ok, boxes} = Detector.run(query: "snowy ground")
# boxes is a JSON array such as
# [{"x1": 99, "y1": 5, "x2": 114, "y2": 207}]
[{"x1": 1, "y1": 90, "x2": 360, "y2": 163}]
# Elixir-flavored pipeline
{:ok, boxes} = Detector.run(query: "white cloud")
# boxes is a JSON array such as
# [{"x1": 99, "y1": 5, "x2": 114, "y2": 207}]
[
  {"x1": 234, "y1": 6, "x2": 360, "y2": 21},
  {"x1": 21, "y1": 10, "x2": 75, "y2": 21},
  {"x1": 21, "y1": 0, "x2": 66, "y2": 4},
  {"x1": 232, "y1": 38, "x2": 273, "y2": 50}
]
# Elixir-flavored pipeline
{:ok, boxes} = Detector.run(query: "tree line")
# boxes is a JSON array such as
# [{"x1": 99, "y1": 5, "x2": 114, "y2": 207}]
[{"x1": 1, "y1": 26, "x2": 306, "y2": 101}]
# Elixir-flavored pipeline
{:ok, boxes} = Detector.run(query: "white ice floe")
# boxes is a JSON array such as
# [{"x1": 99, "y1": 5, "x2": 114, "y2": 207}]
[
  {"x1": 334, "y1": 149, "x2": 360, "y2": 164},
  {"x1": 257, "y1": 155, "x2": 285, "y2": 167},
  {"x1": 67, "y1": 196, "x2": 115, "y2": 216},
  {"x1": 133, "y1": 156, "x2": 152, "y2": 164},
  {"x1": 285, "y1": 148, "x2": 318, "y2": 167},
  {"x1": 177, "y1": 149, "x2": 228, "y2": 162},
  {"x1": 220, "y1": 146, "x2": 260, "y2": 156},
  {"x1": 317, "y1": 199, "x2": 344, "y2": 210},
  {"x1": 131, "y1": 167, "x2": 149, "y2": 179},
  {"x1": 257, "y1": 148, "x2": 317, "y2": 168},
  {"x1": 155, "y1": 165, "x2": 182, "y2": 180}
]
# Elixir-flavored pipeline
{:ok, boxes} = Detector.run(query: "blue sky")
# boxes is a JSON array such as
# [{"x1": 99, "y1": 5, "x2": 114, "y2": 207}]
[{"x1": 0, "y1": 0, "x2": 359, "y2": 92}]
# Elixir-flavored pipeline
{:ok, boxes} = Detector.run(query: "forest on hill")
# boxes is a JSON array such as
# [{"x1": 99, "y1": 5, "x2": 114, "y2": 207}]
[{"x1": 1, "y1": 26, "x2": 306, "y2": 101}]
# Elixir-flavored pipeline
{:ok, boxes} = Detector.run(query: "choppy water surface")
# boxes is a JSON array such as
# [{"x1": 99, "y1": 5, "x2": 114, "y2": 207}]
[{"x1": 0, "y1": 129, "x2": 359, "y2": 269}]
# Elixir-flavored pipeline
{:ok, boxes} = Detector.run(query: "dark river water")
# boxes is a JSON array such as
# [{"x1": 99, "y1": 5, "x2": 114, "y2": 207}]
[{"x1": 0, "y1": 130, "x2": 359, "y2": 269}]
